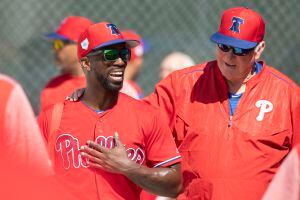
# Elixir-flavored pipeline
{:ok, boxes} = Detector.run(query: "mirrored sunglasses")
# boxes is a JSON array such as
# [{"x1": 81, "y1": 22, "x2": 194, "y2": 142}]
[{"x1": 217, "y1": 44, "x2": 255, "y2": 56}]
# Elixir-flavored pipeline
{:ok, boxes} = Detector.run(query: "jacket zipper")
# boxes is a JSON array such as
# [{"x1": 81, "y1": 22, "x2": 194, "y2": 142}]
[{"x1": 228, "y1": 116, "x2": 233, "y2": 127}]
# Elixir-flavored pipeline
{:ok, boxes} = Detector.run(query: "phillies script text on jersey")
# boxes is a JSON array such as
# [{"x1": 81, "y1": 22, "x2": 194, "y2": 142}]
[{"x1": 56, "y1": 133, "x2": 145, "y2": 169}]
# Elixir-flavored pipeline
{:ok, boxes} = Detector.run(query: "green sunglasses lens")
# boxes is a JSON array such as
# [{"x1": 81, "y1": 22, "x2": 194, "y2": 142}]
[
  {"x1": 120, "y1": 48, "x2": 131, "y2": 61},
  {"x1": 103, "y1": 49, "x2": 119, "y2": 61},
  {"x1": 103, "y1": 48, "x2": 131, "y2": 61}
]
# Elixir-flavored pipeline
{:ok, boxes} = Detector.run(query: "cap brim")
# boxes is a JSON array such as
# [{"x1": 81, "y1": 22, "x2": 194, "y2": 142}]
[
  {"x1": 210, "y1": 32, "x2": 257, "y2": 49},
  {"x1": 93, "y1": 39, "x2": 139, "y2": 50},
  {"x1": 45, "y1": 33, "x2": 69, "y2": 41}
]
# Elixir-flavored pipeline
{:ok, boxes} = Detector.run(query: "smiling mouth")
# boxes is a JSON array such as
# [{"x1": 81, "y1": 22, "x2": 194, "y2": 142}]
[
  {"x1": 109, "y1": 71, "x2": 124, "y2": 82},
  {"x1": 225, "y1": 62, "x2": 236, "y2": 67}
]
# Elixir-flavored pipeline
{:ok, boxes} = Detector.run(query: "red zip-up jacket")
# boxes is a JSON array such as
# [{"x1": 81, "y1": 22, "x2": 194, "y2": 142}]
[{"x1": 145, "y1": 60, "x2": 300, "y2": 200}]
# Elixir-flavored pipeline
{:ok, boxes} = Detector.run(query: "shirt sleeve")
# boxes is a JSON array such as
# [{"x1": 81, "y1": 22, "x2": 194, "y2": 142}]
[
  {"x1": 4, "y1": 83, "x2": 53, "y2": 175},
  {"x1": 144, "y1": 109, "x2": 181, "y2": 168}
]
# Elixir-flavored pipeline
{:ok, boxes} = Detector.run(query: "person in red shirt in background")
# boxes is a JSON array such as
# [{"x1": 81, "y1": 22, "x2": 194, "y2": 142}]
[
  {"x1": 121, "y1": 30, "x2": 145, "y2": 99},
  {"x1": 40, "y1": 16, "x2": 93, "y2": 110}
]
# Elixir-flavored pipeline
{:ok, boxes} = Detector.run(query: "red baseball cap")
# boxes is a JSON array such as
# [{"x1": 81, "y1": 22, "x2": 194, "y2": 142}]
[
  {"x1": 122, "y1": 30, "x2": 144, "y2": 60},
  {"x1": 77, "y1": 22, "x2": 139, "y2": 59},
  {"x1": 46, "y1": 16, "x2": 93, "y2": 42},
  {"x1": 210, "y1": 7, "x2": 265, "y2": 49}
]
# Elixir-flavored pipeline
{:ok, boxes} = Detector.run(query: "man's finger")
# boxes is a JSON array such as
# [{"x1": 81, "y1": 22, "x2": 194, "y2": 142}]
[
  {"x1": 78, "y1": 88, "x2": 85, "y2": 98},
  {"x1": 80, "y1": 151, "x2": 104, "y2": 165},
  {"x1": 81, "y1": 145, "x2": 106, "y2": 158},
  {"x1": 114, "y1": 132, "x2": 123, "y2": 147},
  {"x1": 87, "y1": 162, "x2": 106, "y2": 170},
  {"x1": 87, "y1": 141, "x2": 109, "y2": 153}
]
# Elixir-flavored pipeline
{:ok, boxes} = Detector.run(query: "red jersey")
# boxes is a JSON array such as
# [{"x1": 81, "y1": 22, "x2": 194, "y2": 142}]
[
  {"x1": 38, "y1": 93, "x2": 181, "y2": 200},
  {"x1": 144, "y1": 61, "x2": 300, "y2": 200},
  {"x1": 40, "y1": 73, "x2": 86, "y2": 110}
]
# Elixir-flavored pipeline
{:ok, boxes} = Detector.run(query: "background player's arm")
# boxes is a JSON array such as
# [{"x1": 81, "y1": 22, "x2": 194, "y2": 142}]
[{"x1": 80, "y1": 133, "x2": 182, "y2": 198}]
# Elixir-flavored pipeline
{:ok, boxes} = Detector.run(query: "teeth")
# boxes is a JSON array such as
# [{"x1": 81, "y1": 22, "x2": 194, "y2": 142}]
[{"x1": 110, "y1": 72, "x2": 122, "y2": 75}]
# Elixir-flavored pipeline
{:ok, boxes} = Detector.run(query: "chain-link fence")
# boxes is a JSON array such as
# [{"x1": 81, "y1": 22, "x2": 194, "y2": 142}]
[{"x1": 0, "y1": 0, "x2": 299, "y2": 114}]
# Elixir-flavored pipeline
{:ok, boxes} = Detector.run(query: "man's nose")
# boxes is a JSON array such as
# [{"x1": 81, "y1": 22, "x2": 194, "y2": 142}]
[
  {"x1": 114, "y1": 57, "x2": 126, "y2": 66},
  {"x1": 225, "y1": 49, "x2": 236, "y2": 58}
]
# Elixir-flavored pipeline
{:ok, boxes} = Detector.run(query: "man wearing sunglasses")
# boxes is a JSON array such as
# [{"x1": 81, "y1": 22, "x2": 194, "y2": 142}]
[
  {"x1": 38, "y1": 22, "x2": 182, "y2": 199},
  {"x1": 143, "y1": 7, "x2": 300, "y2": 200},
  {"x1": 40, "y1": 16, "x2": 93, "y2": 111}
]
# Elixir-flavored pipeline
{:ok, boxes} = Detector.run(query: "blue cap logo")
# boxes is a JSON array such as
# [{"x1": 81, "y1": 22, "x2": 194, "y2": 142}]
[
  {"x1": 229, "y1": 17, "x2": 244, "y2": 33},
  {"x1": 106, "y1": 23, "x2": 121, "y2": 35}
]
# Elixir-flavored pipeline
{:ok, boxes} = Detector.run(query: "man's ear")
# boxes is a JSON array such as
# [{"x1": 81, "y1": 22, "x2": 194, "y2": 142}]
[
  {"x1": 80, "y1": 57, "x2": 91, "y2": 71},
  {"x1": 254, "y1": 41, "x2": 265, "y2": 60}
]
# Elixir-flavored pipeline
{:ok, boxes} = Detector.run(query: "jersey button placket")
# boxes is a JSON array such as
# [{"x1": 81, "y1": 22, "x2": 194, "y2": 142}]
[{"x1": 95, "y1": 115, "x2": 104, "y2": 140}]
